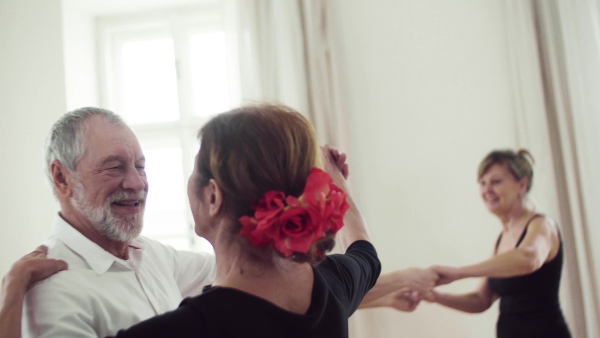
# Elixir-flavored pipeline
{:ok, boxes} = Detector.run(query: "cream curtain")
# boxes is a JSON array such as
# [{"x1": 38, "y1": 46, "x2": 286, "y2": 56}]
[
  {"x1": 503, "y1": 1, "x2": 600, "y2": 337},
  {"x1": 221, "y1": 0, "x2": 348, "y2": 148}
]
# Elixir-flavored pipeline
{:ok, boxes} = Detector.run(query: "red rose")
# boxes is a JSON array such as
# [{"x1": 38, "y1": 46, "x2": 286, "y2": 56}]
[
  {"x1": 273, "y1": 204, "x2": 324, "y2": 256},
  {"x1": 322, "y1": 184, "x2": 349, "y2": 233},
  {"x1": 254, "y1": 191, "x2": 286, "y2": 220},
  {"x1": 303, "y1": 168, "x2": 332, "y2": 201},
  {"x1": 239, "y1": 216, "x2": 270, "y2": 246},
  {"x1": 238, "y1": 167, "x2": 349, "y2": 257},
  {"x1": 301, "y1": 168, "x2": 348, "y2": 234},
  {"x1": 239, "y1": 191, "x2": 286, "y2": 246}
]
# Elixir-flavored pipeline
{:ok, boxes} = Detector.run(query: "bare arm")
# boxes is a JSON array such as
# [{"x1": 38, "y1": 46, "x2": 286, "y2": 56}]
[
  {"x1": 433, "y1": 217, "x2": 558, "y2": 284},
  {"x1": 322, "y1": 146, "x2": 370, "y2": 251},
  {"x1": 429, "y1": 278, "x2": 498, "y2": 313},
  {"x1": 0, "y1": 246, "x2": 67, "y2": 338},
  {"x1": 360, "y1": 288, "x2": 422, "y2": 312},
  {"x1": 0, "y1": 273, "x2": 28, "y2": 338},
  {"x1": 360, "y1": 268, "x2": 438, "y2": 307},
  {"x1": 427, "y1": 218, "x2": 558, "y2": 314}
]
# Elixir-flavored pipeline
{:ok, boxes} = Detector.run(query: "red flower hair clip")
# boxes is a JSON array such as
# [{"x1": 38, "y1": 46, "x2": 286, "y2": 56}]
[{"x1": 238, "y1": 168, "x2": 349, "y2": 257}]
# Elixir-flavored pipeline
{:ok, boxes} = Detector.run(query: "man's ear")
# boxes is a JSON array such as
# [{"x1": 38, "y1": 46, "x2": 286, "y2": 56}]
[
  {"x1": 51, "y1": 160, "x2": 75, "y2": 198},
  {"x1": 205, "y1": 179, "x2": 223, "y2": 217}
]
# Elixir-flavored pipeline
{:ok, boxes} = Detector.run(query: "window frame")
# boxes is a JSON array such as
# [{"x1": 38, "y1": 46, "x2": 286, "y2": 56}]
[{"x1": 96, "y1": 3, "x2": 234, "y2": 252}]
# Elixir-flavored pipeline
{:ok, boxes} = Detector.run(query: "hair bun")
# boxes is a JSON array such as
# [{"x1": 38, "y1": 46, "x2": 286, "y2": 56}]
[{"x1": 517, "y1": 149, "x2": 535, "y2": 166}]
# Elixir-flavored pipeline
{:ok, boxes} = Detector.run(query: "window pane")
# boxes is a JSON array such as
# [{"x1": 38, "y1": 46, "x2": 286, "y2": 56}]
[
  {"x1": 141, "y1": 147, "x2": 189, "y2": 249},
  {"x1": 190, "y1": 32, "x2": 231, "y2": 117},
  {"x1": 121, "y1": 39, "x2": 180, "y2": 124}
]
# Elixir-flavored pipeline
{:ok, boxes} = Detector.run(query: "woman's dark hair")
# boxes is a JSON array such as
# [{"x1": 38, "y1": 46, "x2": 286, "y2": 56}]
[{"x1": 194, "y1": 103, "x2": 334, "y2": 264}]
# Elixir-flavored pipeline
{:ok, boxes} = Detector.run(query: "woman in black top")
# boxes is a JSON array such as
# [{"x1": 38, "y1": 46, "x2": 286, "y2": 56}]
[
  {"x1": 110, "y1": 104, "x2": 380, "y2": 337},
  {"x1": 428, "y1": 149, "x2": 571, "y2": 338}
]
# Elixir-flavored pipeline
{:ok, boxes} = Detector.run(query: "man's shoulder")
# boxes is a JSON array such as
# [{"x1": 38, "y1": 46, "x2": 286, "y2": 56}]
[
  {"x1": 25, "y1": 267, "x2": 98, "y2": 307},
  {"x1": 44, "y1": 238, "x2": 93, "y2": 270},
  {"x1": 27, "y1": 240, "x2": 98, "y2": 294},
  {"x1": 136, "y1": 236, "x2": 215, "y2": 264},
  {"x1": 30, "y1": 239, "x2": 108, "y2": 293}
]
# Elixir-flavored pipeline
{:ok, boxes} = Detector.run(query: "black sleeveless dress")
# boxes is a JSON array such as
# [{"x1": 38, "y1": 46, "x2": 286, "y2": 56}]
[{"x1": 488, "y1": 214, "x2": 571, "y2": 338}]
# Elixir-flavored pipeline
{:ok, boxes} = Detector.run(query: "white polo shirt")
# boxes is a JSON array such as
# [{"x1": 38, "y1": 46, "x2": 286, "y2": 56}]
[{"x1": 22, "y1": 215, "x2": 216, "y2": 338}]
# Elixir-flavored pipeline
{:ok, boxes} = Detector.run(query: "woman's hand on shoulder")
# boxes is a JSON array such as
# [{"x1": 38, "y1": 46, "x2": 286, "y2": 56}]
[{"x1": 4, "y1": 245, "x2": 68, "y2": 290}]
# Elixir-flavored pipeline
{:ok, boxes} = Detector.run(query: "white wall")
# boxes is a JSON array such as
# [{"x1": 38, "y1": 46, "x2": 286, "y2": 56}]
[
  {"x1": 62, "y1": 0, "x2": 99, "y2": 110},
  {"x1": 0, "y1": 0, "x2": 67, "y2": 275},
  {"x1": 0, "y1": 0, "x2": 98, "y2": 277},
  {"x1": 330, "y1": 1, "x2": 516, "y2": 337}
]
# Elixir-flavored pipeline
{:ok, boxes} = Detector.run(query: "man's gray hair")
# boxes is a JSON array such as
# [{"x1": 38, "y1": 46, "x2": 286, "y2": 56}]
[{"x1": 44, "y1": 107, "x2": 126, "y2": 196}]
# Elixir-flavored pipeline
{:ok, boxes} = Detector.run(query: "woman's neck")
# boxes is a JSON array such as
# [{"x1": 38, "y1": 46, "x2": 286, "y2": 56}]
[
  {"x1": 211, "y1": 226, "x2": 314, "y2": 314},
  {"x1": 498, "y1": 202, "x2": 536, "y2": 232},
  {"x1": 213, "y1": 238, "x2": 307, "y2": 288}
]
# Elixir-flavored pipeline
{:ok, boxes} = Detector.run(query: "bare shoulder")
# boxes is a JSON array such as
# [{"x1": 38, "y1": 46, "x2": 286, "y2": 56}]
[
  {"x1": 528, "y1": 214, "x2": 559, "y2": 236},
  {"x1": 526, "y1": 214, "x2": 561, "y2": 260}
]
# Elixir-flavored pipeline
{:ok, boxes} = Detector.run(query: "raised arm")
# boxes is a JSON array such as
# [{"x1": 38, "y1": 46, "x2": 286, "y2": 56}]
[
  {"x1": 432, "y1": 216, "x2": 559, "y2": 284},
  {"x1": 0, "y1": 246, "x2": 67, "y2": 338},
  {"x1": 322, "y1": 146, "x2": 370, "y2": 251}
]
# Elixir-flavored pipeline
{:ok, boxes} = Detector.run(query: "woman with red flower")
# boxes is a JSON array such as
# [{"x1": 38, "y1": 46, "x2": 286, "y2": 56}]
[{"x1": 113, "y1": 103, "x2": 380, "y2": 337}]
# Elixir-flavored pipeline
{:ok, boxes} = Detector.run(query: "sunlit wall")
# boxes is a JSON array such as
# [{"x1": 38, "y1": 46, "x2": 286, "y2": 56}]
[{"x1": 330, "y1": 1, "x2": 517, "y2": 337}]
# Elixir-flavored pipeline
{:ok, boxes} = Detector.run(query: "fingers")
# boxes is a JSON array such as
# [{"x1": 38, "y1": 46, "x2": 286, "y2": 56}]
[
  {"x1": 331, "y1": 146, "x2": 340, "y2": 159},
  {"x1": 392, "y1": 290, "x2": 422, "y2": 312},
  {"x1": 32, "y1": 259, "x2": 68, "y2": 282},
  {"x1": 421, "y1": 291, "x2": 436, "y2": 302},
  {"x1": 406, "y1": 267, "x2": 437, "y2": 294},
  {"x1": 423, "y1": 289, "x2": 440, "y2": 303},
  {"x1": 321, "y1": 146, "x2": 337, "y2": 173},
  {"x1": 12, "y1": 245, "x2": 68, "y2": 287},
  {"x1": 429, "y1": 265, "x2": 458, "y2": 286},
  {"x1": 336, "y1": 152, "x2": 349, "y2": 179},
  {"x1": 323, "y1": 145, "x2": 339, "y2": 164},
  {"x1": 321, "y1": 145, "x2": 334, "y2": 161},
  {"x1": 322, "y1": 145, "x2": 349, "y2": 180},
  {"x1": 33, "y1": 245, "x2": 49, "y2": 255}
]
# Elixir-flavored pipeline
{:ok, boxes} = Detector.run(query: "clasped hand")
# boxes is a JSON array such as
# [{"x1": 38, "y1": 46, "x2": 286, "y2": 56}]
[{"x1": 381, "y1": 265, "x2": 464, "y2": 312}]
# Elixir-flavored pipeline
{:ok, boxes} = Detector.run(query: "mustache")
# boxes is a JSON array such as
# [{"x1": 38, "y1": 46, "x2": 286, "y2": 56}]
[{"x1": 108, "y1": 190, "x2": 147, "y2": 203}]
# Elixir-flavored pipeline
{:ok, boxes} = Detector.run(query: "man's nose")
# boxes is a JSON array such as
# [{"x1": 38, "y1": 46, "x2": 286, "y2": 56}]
[{"x1": 122, "y1": 166, "x2": 146, "y2": 191}]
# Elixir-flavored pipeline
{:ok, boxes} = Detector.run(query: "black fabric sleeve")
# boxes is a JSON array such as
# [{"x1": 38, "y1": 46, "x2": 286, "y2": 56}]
[
  {"x1": 112, "y1": 302, "x2": 207, "y2": 338},
  {"x1": 318, "y1": 240, "x2": 381, "y2": 316}
]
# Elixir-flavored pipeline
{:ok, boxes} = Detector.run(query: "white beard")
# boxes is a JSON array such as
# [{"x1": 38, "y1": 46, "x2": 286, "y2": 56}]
[{"x1": 71, "y1": 179, "x2": 146, "y2": 242}]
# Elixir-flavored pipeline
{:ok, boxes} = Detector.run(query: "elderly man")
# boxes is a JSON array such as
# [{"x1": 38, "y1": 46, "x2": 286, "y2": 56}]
[{"x1": 22, "y1": 107, "x2": 215, "y2": 338}]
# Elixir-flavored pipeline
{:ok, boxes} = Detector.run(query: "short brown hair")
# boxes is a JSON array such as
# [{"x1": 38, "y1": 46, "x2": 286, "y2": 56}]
[
  {"x1": 195, "y1": 103, "x2": 332, "y2": 264},
  {"x1": 477, "y1": 149, "x2": 535, "y2": 192}
]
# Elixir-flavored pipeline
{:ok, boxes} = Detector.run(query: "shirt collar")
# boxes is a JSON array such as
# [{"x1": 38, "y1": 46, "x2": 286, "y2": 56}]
[{"x1": 52, "y1": 214, "x2": 144, "y2": 275}]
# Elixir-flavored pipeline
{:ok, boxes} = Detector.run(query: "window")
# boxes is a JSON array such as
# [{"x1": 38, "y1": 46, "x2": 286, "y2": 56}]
[{"x1": 97, "y1": 4, "x2": 240, "y2": 252}]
